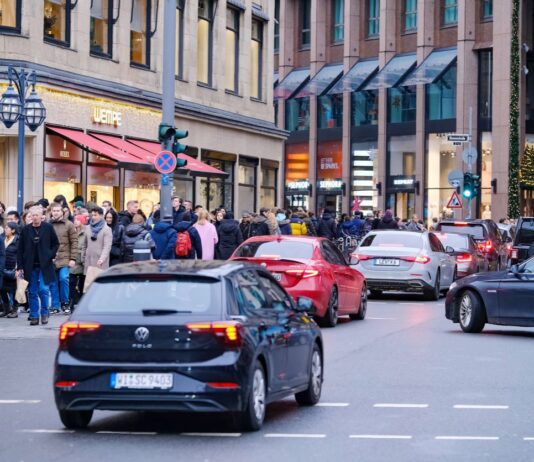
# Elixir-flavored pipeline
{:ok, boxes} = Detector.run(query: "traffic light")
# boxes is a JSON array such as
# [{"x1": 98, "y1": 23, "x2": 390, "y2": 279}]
[
  {"x1": 158, "y1": 124, "x2": 188, "y2": 168},
  {"x1": 462, "y1": 172, "x2": 481, "y2": 199}
]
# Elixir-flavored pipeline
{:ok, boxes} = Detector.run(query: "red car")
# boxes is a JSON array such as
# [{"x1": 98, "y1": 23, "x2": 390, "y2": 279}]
[{"x1": 231, "y1": 236, "x2": 367, "y2": 327}]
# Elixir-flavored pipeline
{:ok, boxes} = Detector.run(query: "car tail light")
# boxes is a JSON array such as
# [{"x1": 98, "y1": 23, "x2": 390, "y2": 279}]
[
  {"x1": 456, "y1": 253, "x2": 473, "y2": 263},
  {"x1": 285, "y1": 269, "x2": 320, "y2": 278},
  {"x1": 206, "y1": 382, "x2": 240, "y2": 389},
  {"x1": 511, "y1": 248, "x2": 518, "y2": 259},
  {"x1": 404, "y1": 256, "x2": 431, "y2": 264},
  {"x1": 55, "y1": 381, "x2": 79, "y2": 389},
  {"x1": 186, "y1": 322, "x2": 243, "y2": 347},
  {"x1": 353, "y1": 254, "x2": 372, "y2": 262},
  {"x1": 477, "y1": 240, "x2": 493, "y2": 253},
  {"x1": 59, "y1": 322, "x2": 101, "y2": 344}
]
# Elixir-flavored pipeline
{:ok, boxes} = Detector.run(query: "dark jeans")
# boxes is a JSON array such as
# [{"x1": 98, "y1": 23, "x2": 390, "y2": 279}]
[{"x1": 69, "y1": 273, "x2": 85, "y2": 307}]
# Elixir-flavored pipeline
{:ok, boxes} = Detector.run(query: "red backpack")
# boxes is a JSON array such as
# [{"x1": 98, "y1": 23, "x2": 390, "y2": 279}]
[{"x1": 175, "y1": 230, "x2": 192, "y2": 257}]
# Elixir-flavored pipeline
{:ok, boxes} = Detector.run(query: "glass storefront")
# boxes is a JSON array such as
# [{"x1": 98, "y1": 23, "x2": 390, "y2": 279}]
[
  {"x1": 86, "y1": 165, "x2": 119, "y2": 208},
  {"x1": 285, "y1": 97, "x2": 310, "y2": 132},
  {"x1": 44, "y1": 161, "x2": 81, "y2": 204},
  {"x1": 238, "y1": 160, "x2": 257, "y2": 215},
  {"x1": 388, "y1": 86, "x2": 416, "y2": 123},
  {"x1": 260, "y1": 164, "x2": 278, "y2": 209},
  {"x1": 285, "y1": 142, "x2": 310, "y2": 210},
  {"x1": 426, "y1": 64, "x2": 457, "y2": 120},
  {"x1": 173, "y1": 177, "x2": 194, "y2": 203},
  {"x1": 352, "y1": 90, "x2": 378, "y2": 126},
  {"x1": 317, "y1": 140, "x2": 343, "y2": 216},
  {"x1": 480, "y1": 132, "x2": 493, "y2": 219},
  {"x1": 124, "y1": 170, "x2": 160, "y2": 217},
  {"x1": 200, "y1": 157, "x2": 235, "y2": 212},
  {"x1": 351, "y1": 140, "x2": 378, "y2": 213},
  {"x1": 318, "y1": 94, "x2": 343, "y2": 129},
  {"x1": 387, "y1": 135, "x2": 416, "y2": 219}
]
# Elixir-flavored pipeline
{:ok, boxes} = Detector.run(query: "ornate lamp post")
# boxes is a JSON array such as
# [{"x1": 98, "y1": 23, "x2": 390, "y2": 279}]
[{"x1": 0, "y1": 67, "x2": 46, "y2": 212}]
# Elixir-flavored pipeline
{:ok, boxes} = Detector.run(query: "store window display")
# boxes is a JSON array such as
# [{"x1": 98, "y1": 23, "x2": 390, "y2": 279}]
[
  {"x1": 124, "y1": 170, "x2": 160, "y2": 218},
  {"x1": 480, "y1": 132, "x2": 493, "y2": 219}
]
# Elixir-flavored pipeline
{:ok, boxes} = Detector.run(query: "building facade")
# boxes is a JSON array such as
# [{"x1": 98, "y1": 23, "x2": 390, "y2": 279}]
[
  {"x1": 0, "y1": 0, "x2": 284, "y2": 217},
  {"x1": 275, "y1": 0, "x2": 533, "y2": 222}
]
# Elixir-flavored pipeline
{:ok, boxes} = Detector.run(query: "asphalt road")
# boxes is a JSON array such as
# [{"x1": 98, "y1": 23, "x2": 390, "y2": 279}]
[{"x1": 1, "y1": 294, "x2": 534, "y2": 462}]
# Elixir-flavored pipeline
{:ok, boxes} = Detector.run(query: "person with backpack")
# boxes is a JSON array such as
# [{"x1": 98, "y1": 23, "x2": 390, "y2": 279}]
[
  {"x1": 121, "y1": 214, "x2": 155, "y2": 263},
  {"x1": 317, "y1": 209, "x2": 337, "y2": 240},
  {"x1": 216, "y1": 211, "x2": 243, "y2": 260},
  {"x1": 289, "y1": 211, "x2": 308, "y2": 236},
  {"x1": 276, "y1": 209, "x2": 292, "y2": 235},
  {"x1": 150, "y1": 220, "x2": 177, "y2": 260},
  {"x1": 248, "y1": 208, "x2": 270, "y2": 237},
  {"x1": 174, "y1": 212, "x2": 202, "y2": 260}
]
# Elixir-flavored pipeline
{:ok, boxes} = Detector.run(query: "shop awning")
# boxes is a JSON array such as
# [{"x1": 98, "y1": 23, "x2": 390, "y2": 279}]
[
  {"x1": 273, "y1": 72, "x2": 279, "y2": 87},
  {"x1": 362, "y1": 53, "x2": 417, "y2": 91},
  {"x1": 294, "y1": 64, "x2": 343, "y2": 98},
  {"x1": 400, "y1": 48, "x2": 457, "y2": 86},
  {"x1": 91, "y1": 133, "x2": 156, "y2": 164},
  {"x1": 47, "y1": 126, "x2": 146, "y2": 165},
  {"x1": 328, "y1": 59, "x2": 379, "y2": 94},
  {"x1": 273, "y1": 68, "x2": 310, "y2": 99},
  {"x1": 128, "y1": 139, "x2": 228, "y2": 178}
]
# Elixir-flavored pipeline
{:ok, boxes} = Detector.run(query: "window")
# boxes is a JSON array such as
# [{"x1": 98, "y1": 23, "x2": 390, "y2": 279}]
[
  {"x1": 251, "y1": 19, "x2": 263, "y2": 99},
  {"x1": 482, "y1": 0, "x2": 492, "y2": 19},
  {"x1": 91, "y1": 0, "x2": 113, "y2": 57},
  {"x1": 44, "y1": 0, "x2": 71, "y2": 45},
  {"x1": 200, "y1": 157, "x2": 234, "y2": 211},
  {"x1": 235, "y1": 271, "x2": 270, "y2": 312},
  {"x1": 257, "y1": 273, "x2": 293, "y2": 310},
  {"x1": 429, "y1": 234, "x2": 445, "y2": 253},
  {"x1": 225, "y1": 8, "x2": 239, "y2": 93},
  {"x1": 388, "y1": 86, "x2": 416, "y2": 123},
  {"x1": 479, "y1": 50, "x2": 492, "y2": 120},
  {"x1": 321, "y1": 241, "x2": 347, "y2": 266},
  {"x1": 332, "y1": 0, "x2": 344, "y2": 42},
  {"x1": 426, "y1": 64, "x2": 456, "y2": 120},
  {"x1": 368, "y1": 0, "x2": 380, "y2": 37},
  {"x1": 274, "y1": 0, "x2": 280, "y2": 52},
  {"x1": 318, "y1": 94, "x2": 343, "y2": 129},
  {"x1": 130, "y1": 0, "x2": 151, "y2": 67},
  {"x1": 0, "y1": 0, "x2": 21, "y2": 33},
  {"x1": 404, "y1": 0, "x2": 417, "y2": 32},
  {"x1": 351, "y1": 90, "x2": 378, "y2": 126},
  {"x1": 175, "y1": 0, "x2": 185, "y2": 78},
  {"x1": 238, "y1": 161, "x2": 257, "y2": 216},
  {"x1": 285, "y1": 97, "x2": 310, "y2": 131},
  {"x1": 300, "y1": 0, "x2": 311, "y2": 47},
  {"x1": 260, "y1": 165, "x2": 278, "y2": 208},
  {"x1": 443, "y1": 0, "x2": 457, "y2": 25},
  {"x1": 198, "y1": 0, "x2": 214, "y2": 85}
]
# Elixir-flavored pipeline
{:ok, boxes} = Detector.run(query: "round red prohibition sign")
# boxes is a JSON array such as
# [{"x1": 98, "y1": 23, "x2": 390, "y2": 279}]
[{"x1": 154, "y1": 150, "x2": 177, "y2": 174}]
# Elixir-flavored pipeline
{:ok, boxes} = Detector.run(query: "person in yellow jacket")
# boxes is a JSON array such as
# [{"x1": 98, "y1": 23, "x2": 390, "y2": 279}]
[{"x1": 288, "y1": 211, "x2": 308, "y2": 236}]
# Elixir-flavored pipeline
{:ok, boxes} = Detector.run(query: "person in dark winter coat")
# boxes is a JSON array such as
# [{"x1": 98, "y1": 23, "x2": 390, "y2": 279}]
[
  {"x1": 1, "y1": 223, "x2": 19, "y2": 317},
  {"x1": 317, "y1": 209, "x2": 337, "y2": 240},
  {"x1": 17, "y1": 206, "x2": 60, "y2": 325},
  {"x1": 216, "y1": 211, "x2": 244, "y2": 260},
  {"x1": 248, "y1": 209, "x2": 270, "y2": 237},
  {"x1": 0, "y1": 234, "x2": 5, "y2": 316},
  {"x1": 121, "y1": 214, "x2": 155, "y2": 263},
  {"x1": 376, "y1": 209, "x2": 399, "y2": 230},
  {"x1": 173, "y1": 213, "x2": 203, "y2": 260},
  {"x1": 276, "y1": 210, "x2": 292, "y2": 235},
  {"x1": 105, "y1": 209, "x2": 124, "y2": 266},
  {"x1": 117, "y1": 200, "x2": 139, "y2": 227},
  {"x1": 150, "y1": 221, "x2": 177, "y2": 259},
  {"x1": 239, "y1": 212, "x2": 252, "y2": 240}
]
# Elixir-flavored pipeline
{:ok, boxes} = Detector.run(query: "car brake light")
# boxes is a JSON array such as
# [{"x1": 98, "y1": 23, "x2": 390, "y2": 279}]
[
  {"x1": 59, "y1": 322, "x2": 101, "y2": 343},
  {"x1": 206, "y1": 382, "x2": 240, "y2": 389},
  {"x1": 186, "y1": 322, "x2": 243, "y2": 346},
  {"x1": 477, "y1": 240, "x2": 493, "y2": 253},
  {"x1": 404, "y1": 256, "x2": 431, "y2": 264},
  {"x1": 456, "y1": 253, "x2": 473, "y2": 263},
  {"x1": 55, "y1": 381, "x2": 79, "y2": 389},
  {"x1": 285, "y1": 269, "x2": 319, "y2": 278},
  {"x1": 353, "y1": 254, "x2": 372, "y2": 261},
  {"x1": 511, "y1": 248, "x2": 518, "y2": 259}
]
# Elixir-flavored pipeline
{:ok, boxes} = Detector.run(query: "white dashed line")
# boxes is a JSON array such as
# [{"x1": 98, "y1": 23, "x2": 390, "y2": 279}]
[
  {"x1": 349, "y1": 434, "x2": 412, "y2": 440},
  {"x1": 264, "y1": 433, "x2": 326, "y2": 438},
  {"x1": 453, "y1": 405, "x2": 509, "y2": 410},
  {"x1": 435, "y1": 436, "x2": 499, "y2": 441},
  {"x1": 180, "y1": 432, "x2": 242, "y2": 438},
  {"x1": 523, "y1": 437, "x2": 534, "y2": 441},
  {"x1": 373, "y1": 403, "x2": 429, "y2": 409},
  {"x1": 96, "y1": 431, "x2": 158, "y2": 435},
  {"x1": 0, "y1": 400, "x2": 41, "y2": 404},
  {"x1": 20, "y1": 429, "x2": 75, "y2": 434},
  {"x1": 316, "y1": 402, "x2": 350, "y2": 407}
]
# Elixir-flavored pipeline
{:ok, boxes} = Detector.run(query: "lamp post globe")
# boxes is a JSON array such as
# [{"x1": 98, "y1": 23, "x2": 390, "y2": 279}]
[
  {"x1": 24, "y1": 89, "x2": 46, "y2": 132},
  {"x1": 0, "y1": 84, "x2": 23, "y2": 128}
]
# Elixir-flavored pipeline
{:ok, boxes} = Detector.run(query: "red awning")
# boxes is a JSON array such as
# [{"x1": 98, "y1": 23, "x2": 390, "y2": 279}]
[
  {"x1": 128, "y1": 139, "x2": 227, "y2": 177},
  {"x1": 90, "y1": 133, "x2": 156, "y2": 164},
  {"x1": 47, "y1": 126, "x2": 146, "y2": 165}
]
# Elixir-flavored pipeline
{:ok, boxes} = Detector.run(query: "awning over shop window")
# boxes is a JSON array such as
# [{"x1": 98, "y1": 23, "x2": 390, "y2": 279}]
[
  {"x1": 273, "y1": 68, "x2": 310, "y2": 99},
  {"x1": 128, "y1": 139, "x2": 228, "y2": 178},
  {"x1": 328, "y1": 59, "x2": 379, "y2": 95},
  {"x1": 362, "y1": 54, "x2": 417, "y2": 91},
  {"x1": 295, "y1": 64, "x2": 343, "y2": 98},
  {"x1": 400, "y1": 48, "x2": 457, "y2": 87},
  {"x1": 91, "y1": 133, "x2": 156, "y2": 164}
]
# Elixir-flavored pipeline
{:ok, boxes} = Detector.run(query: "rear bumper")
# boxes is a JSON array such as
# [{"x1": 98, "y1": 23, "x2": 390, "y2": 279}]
[{"x1": 366, "y1": 278, "x2": 433, "y2": 293}]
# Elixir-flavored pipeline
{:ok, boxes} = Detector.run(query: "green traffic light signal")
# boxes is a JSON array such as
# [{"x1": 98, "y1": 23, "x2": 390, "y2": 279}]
[{"x1": 463, "y1": 172, "x2": 473, "y2": 199}]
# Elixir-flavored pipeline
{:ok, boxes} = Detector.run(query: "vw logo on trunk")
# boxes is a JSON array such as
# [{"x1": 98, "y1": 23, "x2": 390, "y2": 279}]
[{"x1": 134, "y1": 327, "x2": 150, "y2": 342}]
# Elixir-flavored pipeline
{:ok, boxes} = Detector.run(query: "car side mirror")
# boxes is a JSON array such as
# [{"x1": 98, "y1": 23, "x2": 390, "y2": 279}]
[
  {"x1": 296, "y1": 297, "x2": 316, "y2": 315},
  {"x1": 445, "y1": 246, "x2": 455, "y2": 254}
]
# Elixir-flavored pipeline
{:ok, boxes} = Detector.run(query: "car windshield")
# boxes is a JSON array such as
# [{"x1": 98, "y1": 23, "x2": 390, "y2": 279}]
[
  {"x1": 438, "y1": 224, "x2": 486, "y2": 240},
  {"x1": 77, "y1": 277, "x2": 222, "y2": 316},
  {"x1": 515, "y1": 220, "x2": 534, "y2": 246},
  {"x1": 436, "y1": 233, "x2": 469, "y2": 249},
  {"x1": 234, "y1": 240, "x2": 314, "y2": 259},
  {"x1": 360, "y1": 233, "x2": 423, "y2": 249}
]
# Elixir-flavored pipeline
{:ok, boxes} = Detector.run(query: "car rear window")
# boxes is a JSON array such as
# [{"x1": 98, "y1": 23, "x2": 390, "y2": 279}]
[
  {"x1": 360, "y1": 233, "x2": 423, "y2": 248},
  {"x1": 234, "y1": 240, "x2": 314, "y2": 259},
  {"x1": 516, "y1": 220, "x2": 534, "y2": 246},
  {"x1": 77, "y1": 277, "x2": 222, "y2": 316},
  {"x1": 436, "y1": 233, "x2": 469, "y2": 249},
  {"x1": 438, "y1": 224, "x2": 486, "y2": 240}
]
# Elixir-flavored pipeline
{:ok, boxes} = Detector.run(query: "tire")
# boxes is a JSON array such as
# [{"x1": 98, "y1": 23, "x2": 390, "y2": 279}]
[
  {"x1": 350, "y1": 285, "x2": 367, "y2": 320},
  {"x1": 318, "y1": 287, "x2": 338, "y2": 328},
  {"x1": 239, "y1": 361, "x2": 267, "y2": 432},
  {"x1": 458, "y1": 290, "x2": 486, "y2": 333},
  {"x1": 58, "y1": 410, "x2": 93, "y2": 429},
  {"x1": 295, "y1": 344, "x2": 323, "y2": 406},
  {"x1": 424, "y1": 271, "x2": 440, "y2": 301},
  {"x1": 369, "y1": 289, "x2": 382, "y2": 299}
]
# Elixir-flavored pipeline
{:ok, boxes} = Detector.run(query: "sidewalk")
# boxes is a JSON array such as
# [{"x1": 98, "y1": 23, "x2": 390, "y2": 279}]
[{"x1": 0, "y1": 311, "x2": 65, "y2": 340}]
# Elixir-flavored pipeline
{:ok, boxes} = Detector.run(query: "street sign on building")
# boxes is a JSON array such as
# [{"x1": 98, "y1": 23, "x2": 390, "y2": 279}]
[
  {"x1": 447, "y1": 191, "x2": 463, "y2": 209},
  {"x1": 447, "y1": 134, "x2": 471, "y2": 143}
]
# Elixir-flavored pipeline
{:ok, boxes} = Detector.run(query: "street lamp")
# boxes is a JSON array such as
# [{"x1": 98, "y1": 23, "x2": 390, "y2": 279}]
[{"x1": 0, "y1": 67, "x2": 47, "y2": 212}]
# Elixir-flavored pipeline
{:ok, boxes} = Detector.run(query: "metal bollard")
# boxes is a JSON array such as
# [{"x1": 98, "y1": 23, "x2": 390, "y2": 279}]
[{"x1": 133, "y1": 239, "x2": 152, "y2": 262}]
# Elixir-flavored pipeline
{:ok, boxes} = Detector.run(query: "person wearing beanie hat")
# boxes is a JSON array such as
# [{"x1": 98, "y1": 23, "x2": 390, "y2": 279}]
[{"x1": 376, "y1": 209, "x2": 400, "y2": 230}]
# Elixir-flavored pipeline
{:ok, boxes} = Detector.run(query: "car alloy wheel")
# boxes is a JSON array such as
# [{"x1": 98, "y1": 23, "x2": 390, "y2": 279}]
[
  {"x1": 350, "y1": 285, "x2": 367, "y2": 320},
  {"x1": 295, "y1": 344, "x2": 323, "y2": 406},
  {"x1": 459, "y1": 293, "x2": 473, "y2": 327},
  {"x1": 252, "y1": 367, "x2": 266, "y2": 423},
  {"x1": 321, "y1": 288, "x2": 338, "y2": 327},
  {"x1": 458, "y1": 290, "x2": 486, "y2": 333},
  {"x1": 310, "y1": 350, "x2": 322, "y2": 397}
]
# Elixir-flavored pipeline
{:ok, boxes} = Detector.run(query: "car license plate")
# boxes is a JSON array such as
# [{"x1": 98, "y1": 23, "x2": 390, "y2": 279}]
[
  {"x1": 375, "y1": 258, "x2": 400, "y2": 266},
  {"x1": 272, "y1": 273, "x2": 282, "y2": 281},
  {"x1": 110, "y1": 373, "x2": 173, "y2": 390}
]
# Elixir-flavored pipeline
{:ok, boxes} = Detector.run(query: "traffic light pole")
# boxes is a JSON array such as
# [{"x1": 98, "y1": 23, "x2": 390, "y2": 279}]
[{"x1": 160, "y1": 0, "x2": 177, "y2": 222}]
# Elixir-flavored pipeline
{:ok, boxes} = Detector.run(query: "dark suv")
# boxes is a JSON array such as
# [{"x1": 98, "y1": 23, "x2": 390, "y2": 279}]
[
  {"x1": 435, "y1": 219, "x2": 507, "y2": 271},
  {"x1": 510, "y1": 217, "x2": 534, "y2": 265}
]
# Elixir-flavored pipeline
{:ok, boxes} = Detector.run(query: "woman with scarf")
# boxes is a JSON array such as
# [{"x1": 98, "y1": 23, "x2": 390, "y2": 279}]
[
  {"x1": 104, "y1": 208, "x2": 124, "y2": 266},
  {"x1": 81, "y1": 207, "x2": 112, "y2": 274}
]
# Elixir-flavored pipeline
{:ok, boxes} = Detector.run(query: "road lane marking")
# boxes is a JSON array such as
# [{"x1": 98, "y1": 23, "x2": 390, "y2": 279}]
[
  {"x1": 367, "y1": 317, "x2": 396, "y2": 320},
  {"x1": 316, "y1": 403, "x2": 350, "y2": 407},
  {"x1": 97, "y1": 431, "x2": 158, "y2": 435},
  {"x1": 349, "y1": 435, "x2": 412, "y2": 440},
  {"x1": 523, "y1": 437, "x2": 534, "y2": 441},
  {"x1": 453, "y1": 405, "x2": 509, "y2": 410},
  {"x1": 374, "y1": 403, "x2": 429, "y2": 409},
  {"x1": 20, "y1": 429, "x2": 75, "y2": 434},
  {"x1": 181, "y1": 432, "x2": 242, "y2": 438},
  {"x1": 0, "y1": 400, "x2": 41, "y2": 404},
  {"x1": 264, "y1": 433, "x2": 326, "y2": 438},
  {"x1": 435, "y1": 436, "x2": 499, "y2": 441}
]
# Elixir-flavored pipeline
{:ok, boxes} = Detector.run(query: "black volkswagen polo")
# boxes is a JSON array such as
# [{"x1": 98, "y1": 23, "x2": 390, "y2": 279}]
[{"x1": 54, "y1": 261, "x2": 323, "y2": 431}]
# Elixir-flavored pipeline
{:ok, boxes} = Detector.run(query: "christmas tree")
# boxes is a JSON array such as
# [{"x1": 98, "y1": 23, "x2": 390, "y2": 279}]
[{"x1": 520, "y1": 145, "x2": 534, "y2": 189}]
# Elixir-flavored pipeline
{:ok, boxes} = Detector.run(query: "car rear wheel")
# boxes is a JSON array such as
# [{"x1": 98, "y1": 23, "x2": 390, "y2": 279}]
[
  {"x1": 295, "y1": 344, "x2": 323, "y2": 406},
  {"x1": 424, "y1": 271, "x2": 440, "y2": 301},
  {"x1": 318, "y1": 287, "x2": 338, "y2": 328},
  {"x1": 350, "y1": 285, "x2": 367, "y2": 320},
  {"x1": 239, "y1": 361, "x2": 266, "y2": 431},
  {"x1": 58, "y1": 410, "x2": 93, "y2": 429},
  {"x1": 458, "y1": 290, "x2": 486, "y2": 333}
]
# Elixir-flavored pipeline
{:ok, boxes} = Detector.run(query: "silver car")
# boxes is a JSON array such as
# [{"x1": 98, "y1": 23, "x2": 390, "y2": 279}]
[{"x1": 352, "y1": 230, "x2": 457, "y2": 300}]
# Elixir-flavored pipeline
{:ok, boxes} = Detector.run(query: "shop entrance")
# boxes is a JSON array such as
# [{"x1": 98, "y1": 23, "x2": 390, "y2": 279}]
[
  {"x1": 317, "y1": 193, "x2": 342, "y2": 217},
  {"x1": 285, "y1": 193, "x2": 309, "y2": 211},
  {"x1": 387, "y1": 192, "x2": 415, "y2": 220}
]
